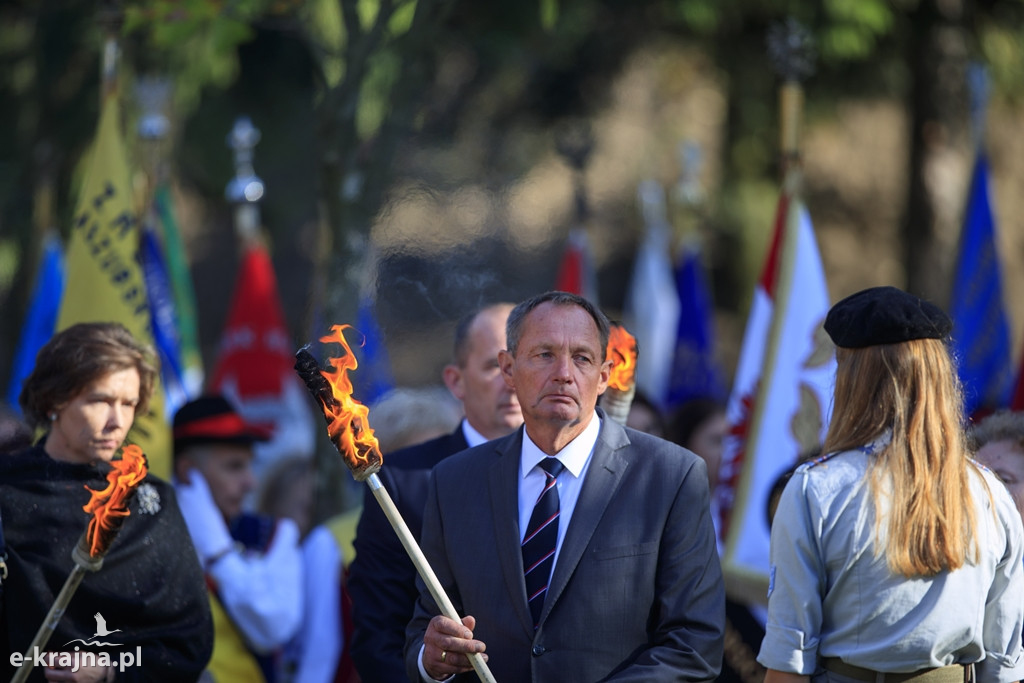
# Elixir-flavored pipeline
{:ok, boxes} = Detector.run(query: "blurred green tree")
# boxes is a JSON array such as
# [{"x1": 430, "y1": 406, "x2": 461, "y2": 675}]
[{"x1": 4, "y1": 0, "x2": 1024, "y2": 395}]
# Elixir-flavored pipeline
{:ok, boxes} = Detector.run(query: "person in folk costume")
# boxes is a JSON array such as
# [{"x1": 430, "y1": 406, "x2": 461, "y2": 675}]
[
  {"x1": 173, "y1": 395, "x2": 303, "y2": 683},
  {"x1": 759, "y1": 286, "x2": 1024, "y2": 683}
]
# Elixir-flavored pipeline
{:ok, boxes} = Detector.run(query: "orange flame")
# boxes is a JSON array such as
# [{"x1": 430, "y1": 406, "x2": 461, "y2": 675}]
[
  {"x1": 316, "y1": 324, "x2": 383, "y2": 475},
  {"x1": 82, "y1": 444, "x2": 147, "y2": 558},
  {"x1": 606, "y1": 323, "x2": 638, "y2": 391}
]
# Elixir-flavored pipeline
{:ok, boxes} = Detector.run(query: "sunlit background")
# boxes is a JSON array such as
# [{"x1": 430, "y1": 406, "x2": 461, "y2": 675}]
[{"x1": 4, "y1": 0, "x2": 1024, "y2": 465}]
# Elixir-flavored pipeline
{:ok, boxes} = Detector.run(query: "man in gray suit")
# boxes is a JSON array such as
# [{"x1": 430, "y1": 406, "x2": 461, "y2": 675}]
[{"x1": 405, "y1": 290, "x2": 725, "y2": 682}]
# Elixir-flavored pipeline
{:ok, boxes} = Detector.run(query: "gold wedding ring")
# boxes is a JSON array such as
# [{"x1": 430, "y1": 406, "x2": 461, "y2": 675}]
[{"x1": 441, "y1": 651, "x2": 447, "y2": 663}]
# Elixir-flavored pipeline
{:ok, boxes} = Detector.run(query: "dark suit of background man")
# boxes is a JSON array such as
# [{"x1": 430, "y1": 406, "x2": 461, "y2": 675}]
[
  {"x1": 348, "y1": 303, "x2": 524, "y2": 682},
  {"x1": 406, "y1": 291, "x2": 725, "y2": 683}
]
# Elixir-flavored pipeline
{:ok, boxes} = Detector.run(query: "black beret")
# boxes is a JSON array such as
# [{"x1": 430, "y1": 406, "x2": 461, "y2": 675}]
[{"x1": 824, "y1": 286, "x2": 952, "y2": 348}]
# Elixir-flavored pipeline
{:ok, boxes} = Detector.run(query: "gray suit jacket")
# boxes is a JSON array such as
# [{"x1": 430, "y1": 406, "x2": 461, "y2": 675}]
[{"x1": 405, "y1": 410, "x2": 725, "y2": 682}]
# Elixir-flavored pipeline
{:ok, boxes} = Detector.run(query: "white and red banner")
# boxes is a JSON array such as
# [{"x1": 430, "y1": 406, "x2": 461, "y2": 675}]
[
  {"x1": 555, "y1": 227, "x2": 600, "y2": 305},
  {"x1": 717, "y1": 172, "x2": 835, "y2": 605}
]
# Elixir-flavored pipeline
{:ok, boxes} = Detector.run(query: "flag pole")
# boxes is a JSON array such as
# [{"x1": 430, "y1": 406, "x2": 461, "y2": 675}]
[
  {"x1": 136, "y1": 77, "x2": 173, "y2": 219},
  {"x1": 719, "y1": 18, "x2": 822, "y2": 606},
  {"x1": 670, "y1": 141, "x2": 705, "y2": 243},
  {"x1": 766, "y1": 17, "x2": 815, "y2": 182},
  {"x1": 554, "y1": 121, "x2": 599, "y2": 304}
]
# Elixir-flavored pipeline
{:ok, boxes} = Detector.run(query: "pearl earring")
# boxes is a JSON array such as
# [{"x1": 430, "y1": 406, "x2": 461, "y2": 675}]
[{"x1": 48, "y1": 412, "x2": 57, "y2": 422}]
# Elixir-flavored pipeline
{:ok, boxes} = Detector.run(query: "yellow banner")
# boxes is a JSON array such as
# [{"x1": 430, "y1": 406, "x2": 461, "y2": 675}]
[{"x1": 57, "y1": 91, "x2": 171, "y2": 479}]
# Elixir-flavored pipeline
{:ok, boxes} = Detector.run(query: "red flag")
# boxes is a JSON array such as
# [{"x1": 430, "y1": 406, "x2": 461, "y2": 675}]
[
  {"x1": 1011, "y1": 357, "x2": 1024, "y2": 410},
  {"x1": 554, "y1": 227, "x2": 599, "y2": 304},
  {"x1": 209, "y1": 243, "x2": 315, "y2": 481}
]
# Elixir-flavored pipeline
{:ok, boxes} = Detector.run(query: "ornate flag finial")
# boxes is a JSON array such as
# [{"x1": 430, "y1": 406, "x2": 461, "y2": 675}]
[{"x1": 767, "y1": 17, "x2": 816, "y2": 83}]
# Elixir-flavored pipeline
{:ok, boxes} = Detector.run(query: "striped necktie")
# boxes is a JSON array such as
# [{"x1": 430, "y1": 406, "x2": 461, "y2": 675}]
[{"x1": 522, "y1": 457, "x2": 564, "y2": 628}]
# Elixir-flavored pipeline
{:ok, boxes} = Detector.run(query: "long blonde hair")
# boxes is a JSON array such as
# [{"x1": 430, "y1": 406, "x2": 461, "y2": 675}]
[{"x1": 823, "y1": 338, "x2": 983, "y2": 577}]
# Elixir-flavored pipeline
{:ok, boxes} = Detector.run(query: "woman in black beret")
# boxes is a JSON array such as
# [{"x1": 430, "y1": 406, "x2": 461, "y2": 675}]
[
  {"x1": 757, "y1": 286, "x2": 1024, "y2": 683},
  {"x1": 2, "y1": 322, "x2": 213, "y2": 682}
]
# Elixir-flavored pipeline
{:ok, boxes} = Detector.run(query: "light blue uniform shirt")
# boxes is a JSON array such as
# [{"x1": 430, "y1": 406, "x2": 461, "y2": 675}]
[{"x1": 757, "y1": 439, "x2": 1024, "y2": 683}]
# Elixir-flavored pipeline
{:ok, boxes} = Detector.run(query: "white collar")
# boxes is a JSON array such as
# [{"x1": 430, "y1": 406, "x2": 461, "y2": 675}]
[{"x1": 520, "y1": 414, "x2": 602, "y2": 480}]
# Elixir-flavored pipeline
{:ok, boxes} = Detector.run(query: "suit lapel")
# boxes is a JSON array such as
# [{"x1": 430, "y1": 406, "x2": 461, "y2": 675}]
[
  {"x1": 541, "y1": 414, "x2": 631, "y2": 624},
  {"x1": 487, "y1": 427, "x2": 535, "y2": 635}
]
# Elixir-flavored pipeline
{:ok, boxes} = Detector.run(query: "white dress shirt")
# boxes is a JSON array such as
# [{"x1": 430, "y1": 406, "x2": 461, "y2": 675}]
[{"x1": 518, "y1": 414, "x2": 601, "y2": 570}]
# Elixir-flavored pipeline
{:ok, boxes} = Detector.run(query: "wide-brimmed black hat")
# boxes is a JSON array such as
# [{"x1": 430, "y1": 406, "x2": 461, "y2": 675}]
[
  {"x1": 824, "y1": 285, "x2": 952, "y2": 349},
  {"x1": 173, "y1": 394, "x2": 270, "y2": 454}
]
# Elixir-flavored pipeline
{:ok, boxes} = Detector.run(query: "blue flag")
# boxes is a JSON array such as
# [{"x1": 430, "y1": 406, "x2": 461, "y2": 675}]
[
  {"x1": 139, "y1": 227, "x2": 188, "y2": 418},
  {"x1": 7, "y1": 234, "x2": 66, "y2": 412},
  {"x1": 353, "y1": 296, "x2": 395, "y2": 406},
  {"x1": 665, "y1": 244, "x2": 725, "y2": 408},
  {"x1": 950, "y1": 154, "x2": 1013, "y2": 416}
]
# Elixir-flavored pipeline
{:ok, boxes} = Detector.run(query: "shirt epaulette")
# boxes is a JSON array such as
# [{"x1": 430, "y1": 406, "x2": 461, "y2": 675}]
[
  {"x1": 969, "y1": 457, "x2": 992, "y2": 474},
  {"x1": 799, "y1": 451, "x2": 842, "y2": 470},
  {"x1": 802, "y1": 432, "x2": 892, "y2": 472}
]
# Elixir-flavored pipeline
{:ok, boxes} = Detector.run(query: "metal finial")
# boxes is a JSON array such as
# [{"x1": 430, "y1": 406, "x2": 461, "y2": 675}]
[
  {"x1": 967, "y1": 62, "x2": 989, "y2": 149},
  {"x1": 225, "y1": 117, "x2": 264, "y2": 204},
  {"x1": 555, "y1": 120, "x2": 594, "y2": 172},
  {"x1": 638, "y1": 179, "x2": 669, "y2": 229},
  {"x1": 96, "y1": 1, "x2": 124, "y2": 33},
  {"x1": 767, "y1": 18, "x2": 816, "y2": 83},
  {"x1": 97, "y1": 2, "x2": 123, "y2": 94},
  {"x1": 674, "y1": 140, "x2": 704, "y2": 207},
  {"x1": 228, "y1": 116, "x2": 261, "y2": 153},
  {"x1": 101, "y1": 38, "x2": 119, "y2": 87},
  {"x1": 555, "y1": 120, "x2": 594, "y2": 224},
  {"x1": 136, "y1": 77, "x2": 172, "y2": 140}
]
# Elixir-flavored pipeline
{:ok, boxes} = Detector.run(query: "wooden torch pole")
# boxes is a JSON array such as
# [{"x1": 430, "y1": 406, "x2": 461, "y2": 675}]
[
  {"x1": 365, "y1": 473, "x2": 497, "y2": 683},
  {"x1": 10, "y1": 539, "x2": 104, "y2": 683}
]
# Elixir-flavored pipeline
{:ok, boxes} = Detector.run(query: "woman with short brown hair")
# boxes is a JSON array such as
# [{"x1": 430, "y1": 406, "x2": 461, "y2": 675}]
[{"x1": 2, "y1": 322, "x2": 212, "y2": 682}]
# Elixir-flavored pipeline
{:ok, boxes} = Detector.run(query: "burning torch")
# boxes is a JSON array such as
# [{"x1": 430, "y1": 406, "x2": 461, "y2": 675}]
[
  {"x1": 601, "y1": 323, "x2": 639, "y2": 425},
  {"x1": 11, "y1": 445, "x2": 148, "y2": 683},
  {"x1": 295, "y1": 325, "x2": 497, "y2": 683}
]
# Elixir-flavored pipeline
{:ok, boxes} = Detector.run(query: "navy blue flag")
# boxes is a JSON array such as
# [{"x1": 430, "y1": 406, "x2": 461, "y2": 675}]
[
  {"x1": 665, "y1": 244, "x2": 725, "y2": 408},
  {"x1": 6, "y1": 233, "x2": 65, "y2": 412},
  {"x1": 139, "y1": 226, "x2": 189, "y2": 418},
  {"x1": 352, "y1": 296, "x2": 395, "y2": 407},
  {"x1": 950, "y1": 154, "x2": 1013, "y2": 416}
]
